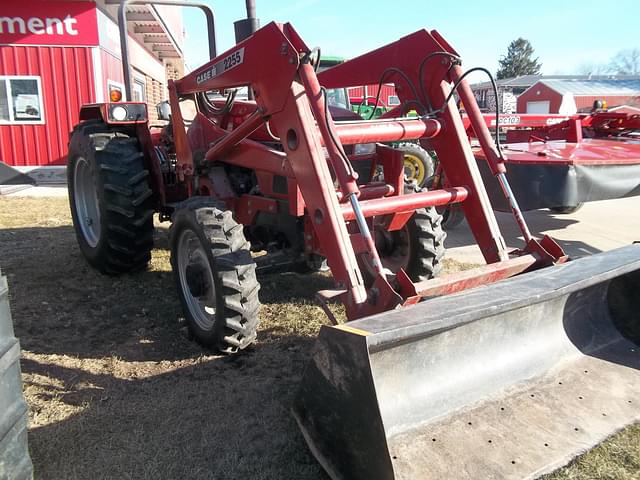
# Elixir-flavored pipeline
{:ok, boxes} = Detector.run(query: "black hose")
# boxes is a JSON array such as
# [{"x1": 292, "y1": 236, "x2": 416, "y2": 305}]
[
  {"x1": 435, "y1": 66, "x2": 504, "y2": 158},
  {"x1": 367, "y1": 67, "x2": 426, "y2": 120},
  {"x1": 417, "y1": 51, "x2": 461, "y2": 113}
]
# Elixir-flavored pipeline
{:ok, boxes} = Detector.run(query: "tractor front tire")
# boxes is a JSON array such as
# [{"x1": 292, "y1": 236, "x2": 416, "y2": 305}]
[
  {"x1": 440, "y1": 204, "x2": 466, "y2": 229},
  {"x1": 67, "y1": 122, "x2": 154, "y2": 274},
  {"x1": 170, "y1": 199, "x2": 261, "y2": 353}
]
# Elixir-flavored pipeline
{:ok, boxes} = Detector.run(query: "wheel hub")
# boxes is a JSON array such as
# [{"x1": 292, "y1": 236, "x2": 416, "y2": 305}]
[
  {"x1": 176, "y1": 229, "x2": 218, "y2": 330},
  {"x1": 403, "y1": 153, "x2": 426, "y2": 186},
  {"x1": 73, "y1": 157, "x2": 101, "y2": 248},
  {"x1": 185, "y1": 263, "x2": 209, "y2": 298}
]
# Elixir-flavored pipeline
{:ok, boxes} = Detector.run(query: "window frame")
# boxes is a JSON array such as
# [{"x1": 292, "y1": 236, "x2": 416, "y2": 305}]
[
  {"x1": 0, "y1": 75, "x2": 45, "y2": 125},
  {"x1": 132, "y1": 76, "x2": 146, "y2": 103},
  {"x1": 387, "y1": 95, "x2": 400, "y2": 106}
]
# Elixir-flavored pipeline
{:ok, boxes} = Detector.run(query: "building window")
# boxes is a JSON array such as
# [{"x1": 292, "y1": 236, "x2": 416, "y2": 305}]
[
  {"x1": 0, "y1": 76, "x2": 44, "y2": 124},
  {"x1": 477, "y1": 89, "x2": 487, "y2": 108},
  {"x1": 387, "y1": 95, "x2": 400, "y2": 106},
  {"x1": 133, "y1": 77, "x2": 146, "y2": 103}
]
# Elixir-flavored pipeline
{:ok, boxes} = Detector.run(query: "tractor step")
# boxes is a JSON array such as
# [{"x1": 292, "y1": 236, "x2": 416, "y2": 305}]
[{"x1": 293, "y1": 244, "x2": 640, "y2": 480}]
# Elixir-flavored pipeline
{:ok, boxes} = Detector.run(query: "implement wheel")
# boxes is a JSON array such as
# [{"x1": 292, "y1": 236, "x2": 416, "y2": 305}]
[
  {"x1": 398, "y1": 143, "x2": 435, "y2": 188},
  {"x1": 170, "y1": 199, "x2": 261, "y2": 353},
  {"x1": 67, "y1": 121, "x2": 154, "y2": 273},
  {"x1": 549, "y1": 203, "x2": 584, "y2": 214},
  {"x1": 361, "y1": 207, "x2": 446, "y2": 284}
]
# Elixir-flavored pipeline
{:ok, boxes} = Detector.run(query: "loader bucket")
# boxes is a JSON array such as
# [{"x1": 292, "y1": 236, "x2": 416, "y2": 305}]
[{"x1": 293, "y1": 244, "x2": 640, "y2": 480}]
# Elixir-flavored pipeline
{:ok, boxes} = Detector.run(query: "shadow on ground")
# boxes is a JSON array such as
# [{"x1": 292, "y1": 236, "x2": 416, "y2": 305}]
[
  {"x1": 22, "y1": 339, "x2": 325, "y2": 480},
  {"x1": 444, "y1": 209, "x2": 604, "y2": 258},
  {"x1": 1, "y1": 221, "x2": 332, "y2": 479}
]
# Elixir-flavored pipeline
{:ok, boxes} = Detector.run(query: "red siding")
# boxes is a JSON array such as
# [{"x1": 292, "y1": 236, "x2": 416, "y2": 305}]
[
  {"x1": 517, "y1": 83, "x2": 562, "y2": 113},
  {"x1": 348, "y1": 84, "x2": 397, "y2": 106},
  {"x1": 573, "y1": 95, "x2": 637, "y2": 110},
  {"x1": 518, "y1": 81, "x2": 640, "y2": 113},
  {"x1": 0, "y1": 45, "x2": 95, "y2": 166}
]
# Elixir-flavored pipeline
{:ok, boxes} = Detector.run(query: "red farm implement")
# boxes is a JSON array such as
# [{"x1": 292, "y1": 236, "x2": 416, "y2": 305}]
[
  {"x1": 466, "y1": 112, "x2": 640, "y2": 214},
  {"x1": 66, "y1": 2, "x2": 640, "y2": 479}
]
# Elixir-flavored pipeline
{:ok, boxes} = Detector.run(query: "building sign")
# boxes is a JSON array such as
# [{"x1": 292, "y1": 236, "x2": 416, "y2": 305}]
[{"x1": 0, "y1": 1, "x2": 98, "y2": 47}]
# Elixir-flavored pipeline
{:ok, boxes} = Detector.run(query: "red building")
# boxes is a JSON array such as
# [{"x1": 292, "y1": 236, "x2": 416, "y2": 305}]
[
  {"x1": 0, "y1": 0, "x2": 183, "y2": 180},
  {"x1": 347, "y1": 84, "x2": 399, "y2": 108},
  {"x1": 517, "y1": 78, "x2": 640, "y2": 114}
]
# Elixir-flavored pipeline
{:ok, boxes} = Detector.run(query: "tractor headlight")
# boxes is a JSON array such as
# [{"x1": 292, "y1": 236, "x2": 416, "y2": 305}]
[
  {"x1": 111, "y1": 105, "x2": 128, "y2": 121},
  {"x1": 354, "y1": 143, "x2": 376, "y2": 155},
  {"x1": 107, "y1": 103, "x2": 147, "y2": 123}
]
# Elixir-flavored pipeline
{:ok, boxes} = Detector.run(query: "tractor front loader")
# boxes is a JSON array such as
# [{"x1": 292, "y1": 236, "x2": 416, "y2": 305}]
[{"x1": 66, "y1": 2, "x2": 640, "y2": 479}]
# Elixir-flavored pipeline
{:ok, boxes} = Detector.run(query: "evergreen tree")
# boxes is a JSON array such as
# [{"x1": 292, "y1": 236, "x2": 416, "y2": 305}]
[{"x1": 496, "y1": 38, "x2": 542, "y2": 79}]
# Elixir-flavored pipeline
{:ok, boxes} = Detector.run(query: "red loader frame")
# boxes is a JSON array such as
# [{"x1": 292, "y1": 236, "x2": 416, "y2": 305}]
[
  {"x1": 150, "y1": 22, "x2": 563, "y2": 320},
  {"x1": 78, "y1": 15, "x2": 566, "y2": 321}
]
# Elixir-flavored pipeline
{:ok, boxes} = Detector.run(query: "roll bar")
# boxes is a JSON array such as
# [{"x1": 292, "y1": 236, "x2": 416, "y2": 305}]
[{"x1": 117, "y1": 0, "x2": 217, "y2": 100}]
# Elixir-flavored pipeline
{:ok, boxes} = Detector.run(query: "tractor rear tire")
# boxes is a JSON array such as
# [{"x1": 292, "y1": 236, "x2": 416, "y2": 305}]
[
  {"x1": 361, "y1": 207, "x2": 446, "y2": 284},
  {"x1": 398, "y1": 143, "x2": 435, "y2": 189},
  {"x1": 405, "y1": 207, "x2": 446, "y2": 281},
  {"x1": 67, "y1": 121, "x2": 154, "y2": 274},
  {"x1": 170, "y1": 199, "x2": 261, "y2": 353},
  {"x1": 424, "y1": 175, "x2": 466, "y2": 229},
  {"x1": 440, "y1": 205, "x2": 466, "y2": 229}
]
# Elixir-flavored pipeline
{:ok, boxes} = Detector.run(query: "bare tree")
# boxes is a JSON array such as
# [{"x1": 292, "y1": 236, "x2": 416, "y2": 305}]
[
  {"x1": 610, "y1": 48, "x2": 640, "y2": 75},
  {"x1": 576, "y1": 62, "x2": 611, "y2": 76}
]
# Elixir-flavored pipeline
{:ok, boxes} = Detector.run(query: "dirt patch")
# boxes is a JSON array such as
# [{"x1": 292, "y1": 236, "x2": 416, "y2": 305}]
[{"x1": 0, "y1": 196, "x2": 637, "y2": 479}]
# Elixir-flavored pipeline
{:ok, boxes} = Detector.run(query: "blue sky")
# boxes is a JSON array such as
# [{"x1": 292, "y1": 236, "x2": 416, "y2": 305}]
[{"x1": 182, "y1": 0, "x2": 639, "y2": 81}]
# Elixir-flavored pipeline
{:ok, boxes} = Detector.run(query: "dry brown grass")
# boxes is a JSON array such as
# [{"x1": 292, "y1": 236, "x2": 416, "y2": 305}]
[{"x1": 0, "y1": 196, "x2": 637, "y2": 480}]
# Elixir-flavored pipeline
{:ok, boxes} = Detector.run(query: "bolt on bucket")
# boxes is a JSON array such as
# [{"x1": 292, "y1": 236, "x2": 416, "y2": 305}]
[{"x1": 293, "y1": 244, "x2": 640, "y2": 480}]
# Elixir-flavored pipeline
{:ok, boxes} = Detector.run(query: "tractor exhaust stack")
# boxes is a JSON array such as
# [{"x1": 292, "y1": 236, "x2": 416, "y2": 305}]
[{"x1": 293, "y1": 245, "x2": 640, "y2": 480}]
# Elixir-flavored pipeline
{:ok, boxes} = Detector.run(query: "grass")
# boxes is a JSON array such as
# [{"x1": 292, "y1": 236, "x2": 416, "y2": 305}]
[{"x1": 0, "y1": 196, "x2": 638, "y2": 479}]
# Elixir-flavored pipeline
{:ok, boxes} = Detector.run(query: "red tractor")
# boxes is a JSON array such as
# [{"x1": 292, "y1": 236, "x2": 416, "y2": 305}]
[
  {"x1": 68, "y1": 1, "x2": 482, "y2": 352},
  {"x1": 67, "y1": 3, "x2": 640, "y2": 478}
]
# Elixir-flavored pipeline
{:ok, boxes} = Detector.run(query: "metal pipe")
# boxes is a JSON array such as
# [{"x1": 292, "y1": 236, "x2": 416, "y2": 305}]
[
  {"x1": 236, "y1": 0, "x2": 259, "y2": 100},
  {"x1": 341, "y1": 187, "x2": 468, "y2": 221},
  {"x1": 356, "y1": 184, "x2": 395, "y2": 200},
  {"x1": 245, "y1": 0, "x2": 257, "y2": 19},
  {"x1": 336, "y1": 184, "x2": 395, "y2": 202},
  {"x1": 349, "y1": 194, "x2": 385, "y2": 276},
  {"x1": 496, "y1": 173, "x2": 533, "y2": 243},
  {"x1": 334, "y1": 118, "x2": 441, "y2": 145},
  {"x1": 204, "y1": 110, "x2": 264, "y2": 162},
  {"x1": 451, "y1": 64, "x2": 505, "y2": 176},
  {"x1": 298, "y1": 62, "x2": 360, "y2": 197},
  {"x1": 451, "y1": 63, "x2": 534, "y2": 246},
  {"x1": 117, "y1": 0, "x2": 217, "y2": 101}
]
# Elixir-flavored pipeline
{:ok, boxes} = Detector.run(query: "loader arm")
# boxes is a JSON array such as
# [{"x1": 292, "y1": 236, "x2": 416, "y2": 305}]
[
  {"x1": 317, "y1": 29, "x2": 563, "y2": 264},
  {"x1": 169, "y1": 21, "x2": 566, "y2": 319},
  {"x1": 173, "y1": 22, "x2": 400, "y2": 315}
]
